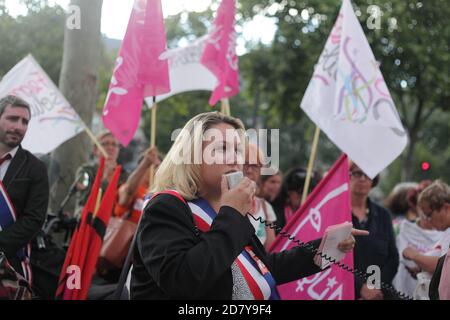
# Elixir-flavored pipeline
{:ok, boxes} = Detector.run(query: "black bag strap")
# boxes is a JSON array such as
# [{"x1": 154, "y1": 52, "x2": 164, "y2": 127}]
[{"x1": 113, "y1": 191, "x2": 187, "y2": 300}]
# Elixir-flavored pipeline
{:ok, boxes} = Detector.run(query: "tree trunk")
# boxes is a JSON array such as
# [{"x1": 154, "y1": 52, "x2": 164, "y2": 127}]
[
  {"x1": 0, "y1": 1, "x2": 6, "y2": 14},
  {"x1": 49, "y1": 0, "x2": 103, "y2": 213}
]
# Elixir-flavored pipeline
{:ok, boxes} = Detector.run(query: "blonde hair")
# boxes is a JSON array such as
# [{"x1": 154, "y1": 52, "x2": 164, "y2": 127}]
[
  {"x1": 96, "y1": 130, "x2": 114, "y2": 141},
  {"x1": 152, "y1": 112, "x2": 245, "y2": 200},
  {"x1": 418, "y1": 180, "x2": 450, "y2": 211}
]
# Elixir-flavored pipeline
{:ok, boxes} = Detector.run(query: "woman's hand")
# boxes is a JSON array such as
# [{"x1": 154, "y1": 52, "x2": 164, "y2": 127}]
[
  {"x1": 337, "y1": 228, "x2": 369, "y2": 253},
  {"x1": 143, "y1": 147, "x2": 160, "y2": 166},
  {"x1": 220, "y1": 175, "x2": 256, "y2": 216},
  {"x1": 402, "y1": 247, "x2": 419, "y2": 261},
  {"x1": 360, "y1": 284, "x2": 384, "y2": 300},
  {"x1": 405, "y1": 265, "x2": 421, "y2": 279}
]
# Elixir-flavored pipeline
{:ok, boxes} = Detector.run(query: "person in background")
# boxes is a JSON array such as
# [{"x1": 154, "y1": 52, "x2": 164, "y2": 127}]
[
  {"x1": 272, "y1": 167, "x2": 321, "y2": 232},
  {"x1": 244, "y1": 143, "x2": 277, "y2": 250},
  {"x1": 402, "y1": 180, "x2": 450, "y2": 300},
  {"x1": 93, "y1": 147, "x2": 162, "y2": 285},
  {"x1": 349, "y1": 162, "x2": 399, "y2": 300},
  {"x1": 74, "y1": 130, "x2": 127, "y2": 217},
  {"x1": 384, "y1": 182, "x2": 418, "y2": 235},
  {"x1": 391, "y1": 181, "x2": 443, "y2": 298},
  {"x1": 114, "y1": 147, "x2": 161, "y2": 224},
  {"x1": 258, "y1": 170, "x2": 282, "y2": 204}
]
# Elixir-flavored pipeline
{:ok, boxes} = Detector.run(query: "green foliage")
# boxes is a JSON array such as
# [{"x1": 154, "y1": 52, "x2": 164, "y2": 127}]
[
  {"x1": 0, "y1": 5, "x2": 65, "y2": 83},
  {"x1": 237, "y1": 0, "x2": 449, "y2": 193}
]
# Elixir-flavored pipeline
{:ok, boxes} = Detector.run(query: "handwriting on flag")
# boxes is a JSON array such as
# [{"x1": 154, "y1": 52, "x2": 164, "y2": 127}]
[
  {"x1": 311, "y1": 4, "x2": 405, "y2": 134},
  {"x1": 145, "y1": 35, "x2": 217, "y2": 105},
  {"x1": 0, "y1": 55, "x2": 83, "y2": 154},
  {"x1": 300, "y1": 0, "x2": 407, "y2": 178}
]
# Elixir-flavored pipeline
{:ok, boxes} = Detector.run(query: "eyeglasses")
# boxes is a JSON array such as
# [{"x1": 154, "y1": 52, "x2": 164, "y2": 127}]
[
  {"x1": 100, "y1": 141, "x2": 119, "y2": 148},
  {"x1": 349, "y1": 171, "x2": 371, "y2": 180},
  {"x1": 422, "y1": 208, "x2": 438, "y2": 222}
]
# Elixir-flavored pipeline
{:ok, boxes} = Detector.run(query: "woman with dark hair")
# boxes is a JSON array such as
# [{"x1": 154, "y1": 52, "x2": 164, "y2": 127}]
[
  {"x1": 258, "y1": 171, "x2": 282, "y2": 204},
  {"x1": 349, "y1": 162, "x2": 399, "y2": 300},
  {"x1": 272, "y1": 167, "x2": 321, "y2": 232}
]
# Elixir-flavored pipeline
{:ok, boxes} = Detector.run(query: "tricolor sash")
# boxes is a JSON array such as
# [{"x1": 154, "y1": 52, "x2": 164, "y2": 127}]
[
  {"x1": 188, "y1": 198, "x2": 280, "y2": 300},
  {"x1": 0, "y1": 181, "x2": 32, "y2": 283}
]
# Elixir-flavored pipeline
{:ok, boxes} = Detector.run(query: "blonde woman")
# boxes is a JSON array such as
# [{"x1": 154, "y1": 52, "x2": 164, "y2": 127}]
[{"x1": 130, "y1": 112, "x2": 361, "y2": 300}]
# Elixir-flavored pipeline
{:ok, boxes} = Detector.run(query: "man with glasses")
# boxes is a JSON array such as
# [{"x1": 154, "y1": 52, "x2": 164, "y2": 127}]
[
  {"x1": 402, "y1": 180, "x2": 450, "y2": 299},
  {"x1": 349, "y1": 162, "x2": 399, "y2": 300}
]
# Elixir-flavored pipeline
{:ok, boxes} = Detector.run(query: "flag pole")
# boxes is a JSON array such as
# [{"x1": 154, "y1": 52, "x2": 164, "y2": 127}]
[
  {"x1": 220, "y1": 99, "x2": 225, "y2": 114},
  {"x1": 93, "y1": 188, "x2": 103, "y2": 218},
  {"x1": 221, "y1": 98, "x2": 231, "y2": 116},
  {"x1": 82, "y1": 122, "x2": 108, "y2": 159},
  {"x1": 149, "y1": 97, "x2": 157, "y2": 188},
  {"x1": 301, "y1": 126, "x2": 321, "y2": 205}
]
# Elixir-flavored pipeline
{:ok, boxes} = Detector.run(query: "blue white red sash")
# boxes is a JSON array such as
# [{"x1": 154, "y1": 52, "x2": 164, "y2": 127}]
[
  {"x1": 0, "y1": 181, "x2": 32, "y2": 283},
  {"x1": 188, "y1": 198, "x2": 280, "y2": 300}
]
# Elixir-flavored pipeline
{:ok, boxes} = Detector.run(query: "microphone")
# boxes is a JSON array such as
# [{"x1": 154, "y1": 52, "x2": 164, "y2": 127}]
[{"x1": 225, "y1": 171, "x2": 243, "y2": 189}]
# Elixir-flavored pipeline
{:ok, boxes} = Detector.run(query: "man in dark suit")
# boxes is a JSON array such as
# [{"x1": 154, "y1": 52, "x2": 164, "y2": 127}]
[{"x1": 0, "y1": 95, "x2": 49, "y2": 279}]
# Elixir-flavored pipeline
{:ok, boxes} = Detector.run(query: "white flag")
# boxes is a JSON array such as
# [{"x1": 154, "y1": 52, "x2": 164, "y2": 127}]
[
  {"x1": 145, "y1": 35, "x2": 217, "y2": 106},
  {"x1": 0, "y1": 55, "x2": 84, "y2": 155},
  {"x1": 300, "y1": 0, "x2": 407, "y2": 178}
]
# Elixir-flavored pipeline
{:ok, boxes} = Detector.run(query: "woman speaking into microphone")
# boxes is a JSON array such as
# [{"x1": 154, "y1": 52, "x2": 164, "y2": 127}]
[{"x1": 130, "y1": 112, "x2": 364, "y2": 300}]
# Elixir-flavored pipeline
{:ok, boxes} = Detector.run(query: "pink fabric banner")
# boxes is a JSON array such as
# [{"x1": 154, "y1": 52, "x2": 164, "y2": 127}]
[
  {"x1": 270, "y1": 154, "x2": 355, "y2": 300},
  {"x1": 201, "y1": 0, "x2": 239, "y2": 105},
  {"x1": 102, "y1": 0, "x2": 170, "y2": 146},
  {"x1": 438, "y1": 249, "x2": 450, "y2": 300}
]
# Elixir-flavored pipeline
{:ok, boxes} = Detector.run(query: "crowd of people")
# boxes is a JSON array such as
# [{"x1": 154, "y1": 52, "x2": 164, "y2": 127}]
[{"x1": 0, "y1": 94, "x2": 448, "y2": 300}]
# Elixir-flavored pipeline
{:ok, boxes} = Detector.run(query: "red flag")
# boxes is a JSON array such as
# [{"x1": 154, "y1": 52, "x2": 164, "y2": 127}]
[
  {"x1": 102, "y1": 0, "x2": 170, "y2": 146},
  {"x1": 76, "y1": 165, "x2": 122, "y2": 300},
  {"x1": 56, "y1": 158, "x2": 105, "y2": 299},
  {"x1": 270, "y1": 154, "x2": 355, "y2": 300},
  {"x1": 201, "y1": 0, "x2": 239, "y2": 105}
]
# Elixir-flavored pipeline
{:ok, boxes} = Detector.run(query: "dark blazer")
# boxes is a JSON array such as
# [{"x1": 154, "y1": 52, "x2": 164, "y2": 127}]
[
  {"x1": 131, "y1": 193, "x2": 323, "y2": 300},
  {"x1": 0, "y1": 146, "x2": 49, "y2": 272}
]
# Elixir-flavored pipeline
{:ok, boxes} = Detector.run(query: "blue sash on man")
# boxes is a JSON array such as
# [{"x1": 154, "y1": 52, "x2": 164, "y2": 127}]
[{"x1": 0, "y1": 181, "x2": 32, "y2": 283}]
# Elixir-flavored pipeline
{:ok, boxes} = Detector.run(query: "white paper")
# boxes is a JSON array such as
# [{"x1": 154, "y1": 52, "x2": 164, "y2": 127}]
[{"x1": 316, "y1": 221, "x2": 353, "y2": 269}]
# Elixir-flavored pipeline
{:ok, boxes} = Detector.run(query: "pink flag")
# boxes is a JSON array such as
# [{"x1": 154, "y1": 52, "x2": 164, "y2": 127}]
[
  {"x1": 201, "y1": 0, "x2": 239, "y2": 106},
  {"x1": 270, "y1": 154, "x2": 355, "y2": 300},
  {"x1": 102, "y1": 0, "x2": 170, "y2": 146},
  {"x1": 438, "y1": 250, "x2": 450, "y2": 300}
]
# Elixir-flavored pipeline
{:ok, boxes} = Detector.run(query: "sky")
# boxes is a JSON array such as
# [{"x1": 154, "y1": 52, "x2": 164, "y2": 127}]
[{"x1": 4, "y1": 0, "x2": 277, "y2": 55}]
